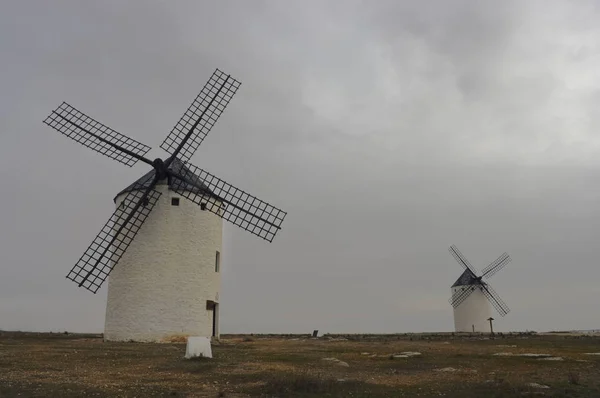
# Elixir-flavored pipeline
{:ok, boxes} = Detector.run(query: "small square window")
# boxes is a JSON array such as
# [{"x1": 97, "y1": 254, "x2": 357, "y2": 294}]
[
  {"x1": 215, "y1": 251, "x2": 220, "y2": 272},
  {"x1": 142, "y1": 197, "x2": 149, "y2": 207},
  {"x1": 200, "y1": 203, "x2": 207, "y2": 211},
  {"x1": 171, "y1": 197, "x2": 180, "y2": 206}
]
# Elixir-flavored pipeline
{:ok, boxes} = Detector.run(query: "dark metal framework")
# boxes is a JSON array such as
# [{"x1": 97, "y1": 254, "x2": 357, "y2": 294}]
[
  {"x1": 448, "y1": 245, "x2": 512, "y2": 317},
  {"x1": 44, "y1": 102, "x2": 152, "y2": 167},
  {"x1": 44, "y1": 68, "x2": 287, "y2": 293},
  {"x1": 160, "y1": 69, "x2": 241, "y2": 164},
  {"x1": 67, "y1": 186, "x2": 162, "y2": 293},
  {"x1": 171, "y1": 163, "x2": 286, "y2": 243}
]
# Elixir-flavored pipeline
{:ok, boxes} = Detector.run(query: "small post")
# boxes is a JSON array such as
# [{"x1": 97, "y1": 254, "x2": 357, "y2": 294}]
[
  {"x1": 488, "y1": 317, "x2": 495, "y2": 335},
  {"x1": 472, "y1": 324, "x2": 475, "y2": 333},
  {"x1": 312, "y1": 330, "x2": 319, "y2": 338}
]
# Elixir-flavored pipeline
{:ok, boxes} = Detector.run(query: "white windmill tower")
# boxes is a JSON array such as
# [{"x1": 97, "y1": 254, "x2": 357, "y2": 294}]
[
  {"x1": 448, "y1": 245, "x2": 512, "y2": 333},
  {"x1": 42, "y1": 69, "x2": 287, "y2": 343}
]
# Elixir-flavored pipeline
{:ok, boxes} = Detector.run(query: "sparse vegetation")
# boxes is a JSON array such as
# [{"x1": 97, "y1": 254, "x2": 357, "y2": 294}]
[
  {"x1": 260, "y1": 371, "x2": 336, "y2": 394},
  {"x1": 1, "y1": 331, "x2": 599, "y2": 397},
  {"x1": 568, "y1": 371, "x2": 581, "y2": 385}
]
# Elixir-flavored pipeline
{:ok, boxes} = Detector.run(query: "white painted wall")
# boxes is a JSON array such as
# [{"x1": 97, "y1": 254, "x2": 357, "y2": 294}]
[
  {"x1": 451, "y1": 285, "x2": 492, "y2": 333},
  {"x1": 104, "y1": 181, "x2": 223, "y2": 342}
]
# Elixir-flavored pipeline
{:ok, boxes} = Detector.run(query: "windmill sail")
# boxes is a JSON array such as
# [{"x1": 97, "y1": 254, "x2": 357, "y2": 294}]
[
  {"x1": 43, "y1": 102, "x2": 152, "y2": 167},
  {"x1": 66, "y1": 186, "x2": 161, "y2": 293},
  {"x1": 162, "y1": 69, "x2": 241, "y2": 164}
]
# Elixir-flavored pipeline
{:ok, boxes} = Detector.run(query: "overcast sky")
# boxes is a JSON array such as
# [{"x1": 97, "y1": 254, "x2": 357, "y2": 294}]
[{"x1": 2, "y1": 0, "x2": 600, "y2": 334}]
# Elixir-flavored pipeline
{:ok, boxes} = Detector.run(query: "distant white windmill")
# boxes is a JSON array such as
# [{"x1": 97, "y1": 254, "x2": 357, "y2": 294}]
[{"x1": 448, "y1": 245, "x2": 512, "y2": 333}]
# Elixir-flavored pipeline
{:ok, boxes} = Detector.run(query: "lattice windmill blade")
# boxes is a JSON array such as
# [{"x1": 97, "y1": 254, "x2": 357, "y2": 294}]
[
  {"x1": 168, "y1": 161, "x2": 287, "y2": 242},
  {"x1": 161, "y1": 69, "x2": 241, "y2": 164},
  {"x1": 66, "y1": 182, "x2": 161, "y2": 293},
  {"x1": 449, "y1": 245, "x2": 478, "y2": 276},
  {"x1": 43, "y1": 102, "x2": 153, "y2": 167},
  {"x1": 449, "y1": 285, "x2": 476, "y2": 308},
  {"x1": 482, "y1": 252, "x2": 511, "y2": 279},
  {"x1": 480, "y1": 283, "x2": 510, "y2": 316}
]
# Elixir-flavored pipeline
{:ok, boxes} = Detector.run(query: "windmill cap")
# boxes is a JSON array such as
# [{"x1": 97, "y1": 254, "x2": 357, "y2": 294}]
[
  {"x1": 113, "y1": 157, "x2": 215, "y2": 202},
  {"x1": 451, "y1": 269, "x2": 484, "y2": 288}
]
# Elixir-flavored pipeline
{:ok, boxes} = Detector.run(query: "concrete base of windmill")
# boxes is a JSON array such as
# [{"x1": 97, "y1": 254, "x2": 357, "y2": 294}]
[{"x1": 184, "y1": 336, "x2": 213, "y2": 359}]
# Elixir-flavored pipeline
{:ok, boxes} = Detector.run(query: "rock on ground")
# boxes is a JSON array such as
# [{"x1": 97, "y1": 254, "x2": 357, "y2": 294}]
[
  {"x1": 434, "y1": 367, "x2": 477, "y2": 374},
  {"x1": 493, "y1": 353, "x2": 551, "y2": 357},
  {"x1": 526, "y1": 383, "x2": 550, "y2": 389},
  {"x1": 390, "y1": 352, "x2": 422, "y2": 359},
  {"x1": 520, "y1": 353, "x2": 551, "y2": 357},
  {"x1": 399, "y1": 351, "x2": 422, "y2": 357},
  {"x1": 321, "y1": 357, "x2": 349, "y2": 367}
]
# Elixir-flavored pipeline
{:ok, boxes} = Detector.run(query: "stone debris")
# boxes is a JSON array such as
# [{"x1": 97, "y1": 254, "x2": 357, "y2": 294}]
[
  {"x1": 390, "y1": 351, "x2": 422, "y2": 359},
  {"x1": 321, "y1": 357, "x2": 350, "y2": 367},
  {"x1": 584, "y1": 352, "x2": 600, "y2": 355},
  {"x1": 400, "y1": 351, "x2": 422, "y2": 357},
  {"x1": 526, "y1": 383, "x2": 550, "y2": 389},
  {"x1": 493, "y1": 353, "x2": 551, "y2": 357},
  {"x1": 442, "y1": 341, "x2": 451, "y2": 344},
  {"x1": 538, "y1": 357, "x2": 563, "y2": 361},
  {"x1": 496, "y1": 345, "x2": 517, "y2": 348},
  {"x1": 361, "y1": 352, "x2": 370, "y2": 355},
  {"x1": 434, "y1": 367, "x2": 477, "y2": 374},
  {"x1": 520, "y1": 353, "x2": 551, "y2": 357}
]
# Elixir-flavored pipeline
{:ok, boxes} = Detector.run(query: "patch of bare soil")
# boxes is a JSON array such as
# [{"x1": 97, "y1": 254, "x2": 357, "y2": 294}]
[{"x1": 1, "y1": 331, "x2": 599, "y2": 397}]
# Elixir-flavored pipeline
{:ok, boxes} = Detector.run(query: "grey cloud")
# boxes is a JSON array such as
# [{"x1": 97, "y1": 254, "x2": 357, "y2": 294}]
[{"x1": 1, "y1": 0, "x2": 600, "y2": 334}]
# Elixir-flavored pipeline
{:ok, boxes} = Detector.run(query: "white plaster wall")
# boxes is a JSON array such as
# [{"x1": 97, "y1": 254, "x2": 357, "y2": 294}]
[
  {"x1": 104, "y1": 181, "x2": 223, "y2": 342},
  {"x1": 451, "y1": 285, "x2": 492, "y2": 333}
]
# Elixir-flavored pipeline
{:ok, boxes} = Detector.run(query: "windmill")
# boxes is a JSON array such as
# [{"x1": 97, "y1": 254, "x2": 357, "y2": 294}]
[
  {"x1": 42, "y1": 68, "x2": 287, "y2": 342},
  {"x1": 448, "y1": 245, "x2": 511, "y2": 333}
]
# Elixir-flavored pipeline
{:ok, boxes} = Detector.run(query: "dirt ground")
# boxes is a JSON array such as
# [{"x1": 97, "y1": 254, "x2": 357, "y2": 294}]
[{"x1": 1, "y1": 331, "x2": 599, "y2": 397}]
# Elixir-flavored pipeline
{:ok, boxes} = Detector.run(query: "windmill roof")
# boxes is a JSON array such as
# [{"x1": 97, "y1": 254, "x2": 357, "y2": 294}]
[
  {"x1": 451, "y1": 269, "x2": 483, "y2": 288},
  {"x1": 113, "y1": 157, "x2": 214, "y2": 202}
]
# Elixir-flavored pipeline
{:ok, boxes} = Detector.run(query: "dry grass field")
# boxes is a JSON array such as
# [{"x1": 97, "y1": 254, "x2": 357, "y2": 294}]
[{"x1": 1, "y1": 331, "x2": 599, "y2": 397}]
